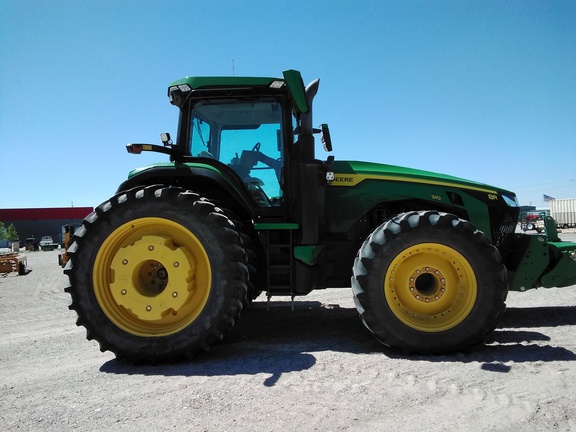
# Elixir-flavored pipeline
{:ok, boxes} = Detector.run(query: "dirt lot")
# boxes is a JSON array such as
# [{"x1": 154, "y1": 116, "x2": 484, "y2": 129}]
[{"x1": 2, "y1": 230, "x2": 576, "y2": 431}]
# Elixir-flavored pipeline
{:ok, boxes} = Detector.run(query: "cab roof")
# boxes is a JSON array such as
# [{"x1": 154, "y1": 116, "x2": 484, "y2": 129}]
[
  {"x1": 167, "y1": 69, "x2": 310, "y2": 113},
  {"x1": 169, "y1": 76, "x2": 285, "y2": 90}
]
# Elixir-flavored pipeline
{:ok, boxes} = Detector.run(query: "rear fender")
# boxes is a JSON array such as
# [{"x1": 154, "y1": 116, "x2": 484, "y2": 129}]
[{"x1": 116, "y1": 165, "x2": 255, "y2": 218}]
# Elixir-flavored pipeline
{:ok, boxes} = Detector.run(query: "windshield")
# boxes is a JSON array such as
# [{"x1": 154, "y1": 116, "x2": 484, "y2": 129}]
[{"x1": 189, "y1": 99, "x2": 284, "y2": 207}]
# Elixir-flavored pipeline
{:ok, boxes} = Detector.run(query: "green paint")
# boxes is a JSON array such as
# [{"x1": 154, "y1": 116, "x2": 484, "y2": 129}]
[
  {"x1": 282, "y1": 69, "x2": 309, "y2": 113},
  {"x1": 294, "y1": 245, "x2": 323, "y2": 266},
  {"x1": 508, "y1": 235, "x2": 550, "y2": 292},
  {"x1": 540, "y1": 249, "x2": 576, "y2": 288},
  {"x1": 128, "y1": 161, "x2": 222, "y2": 178},
  {"x1": 126, "y1": 162, "x2": 247, "y2": 201},
  {"x1": 325, "y1": 160, "x2": 514, "y2": 239},
  {"x1": 169, "y1": 76, "x2": 282, "y2": 89},
  {"x1": 254, "y1": 223, "x2": 299, "y2": 230},
  {"x1": 329, "y1": 160, "x2": 511, "y2": 194}
]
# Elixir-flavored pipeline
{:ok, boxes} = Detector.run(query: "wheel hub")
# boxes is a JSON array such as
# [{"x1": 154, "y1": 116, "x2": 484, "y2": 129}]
[
  {"x1": 409, "y1": 267, "x2": 448, "y2": 303},
  {"x1": 137, "y1": 260, "x2": 169, "y2": 295},
  {"x1": 109, "y1": 235, "x2": 196, "y2": 321}
]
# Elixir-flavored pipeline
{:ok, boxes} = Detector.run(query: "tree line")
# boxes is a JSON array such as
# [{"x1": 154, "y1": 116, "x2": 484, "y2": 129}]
[{"x1": 0, "y1": 221, "x2": 19, "y2": 243}]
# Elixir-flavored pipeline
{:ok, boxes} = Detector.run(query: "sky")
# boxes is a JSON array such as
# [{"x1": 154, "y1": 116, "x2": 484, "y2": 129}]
[{"x1": 1, "y1": 0, "x2": 575, "y2": 210}]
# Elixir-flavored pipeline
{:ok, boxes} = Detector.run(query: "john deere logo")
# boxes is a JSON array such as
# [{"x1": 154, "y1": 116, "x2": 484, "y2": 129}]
[
  {"x1": 488, "y1": 194, "x2": 498, "y2": 200},
  {"x1": 334, "y1": 176, "x2": 354, "y2": 183}
]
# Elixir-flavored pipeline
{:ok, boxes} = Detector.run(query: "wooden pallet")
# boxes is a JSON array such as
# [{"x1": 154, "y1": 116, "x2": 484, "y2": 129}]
[{"x1": 0, "y1": 253, "x2": 27, "y2": 276}]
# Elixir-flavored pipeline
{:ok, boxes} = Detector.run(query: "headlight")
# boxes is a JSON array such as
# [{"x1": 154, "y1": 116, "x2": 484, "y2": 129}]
[{"x1": 502, "y1": 194, "x2": 519, "y2": 207}]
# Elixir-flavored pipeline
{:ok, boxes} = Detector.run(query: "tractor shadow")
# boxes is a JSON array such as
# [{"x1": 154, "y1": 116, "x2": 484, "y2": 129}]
[
  {"x1": 101, "y1": 299, "x2": 369, "y2": 385},
  {"x1": 100, "y1": 301, "x2": 576, "y2": 382}
]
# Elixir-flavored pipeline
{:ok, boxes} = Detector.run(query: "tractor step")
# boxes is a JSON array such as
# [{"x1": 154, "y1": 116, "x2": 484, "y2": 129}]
[{"x1": 262, "y1": 229, "x2": 294, "y2": 295}]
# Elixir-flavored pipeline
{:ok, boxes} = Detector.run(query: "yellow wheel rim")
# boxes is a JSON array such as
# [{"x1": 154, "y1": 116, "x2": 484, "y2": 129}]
[
  {"x1": 384, "y1": 242, "x2": 477, "y2": 332},
  {"x1": 93, "y1": 217, "x2": 211, "y2": 337}
]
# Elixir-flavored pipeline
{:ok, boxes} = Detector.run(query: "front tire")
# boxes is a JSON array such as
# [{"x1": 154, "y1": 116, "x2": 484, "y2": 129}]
[
  {"x1": 352, "y1": 211, "x2": 508, "y2": 354},
  {"x1": 64, "y1": 185, "x2": 248, "y2": 363}
]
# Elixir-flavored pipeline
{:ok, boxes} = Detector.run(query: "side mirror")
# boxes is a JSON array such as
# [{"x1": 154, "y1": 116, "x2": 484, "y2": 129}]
[{"x1": 320, "y1": 124, "x2": 332, "y2": 152}]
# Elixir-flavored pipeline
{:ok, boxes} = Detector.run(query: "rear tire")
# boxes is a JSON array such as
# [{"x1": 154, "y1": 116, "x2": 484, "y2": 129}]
[
  {"x1": 65, "y1": 185, "x2": 248, "y2": 363},
  {"x1": 352, "y1": 211, "x2": 508, "y2": 354}
]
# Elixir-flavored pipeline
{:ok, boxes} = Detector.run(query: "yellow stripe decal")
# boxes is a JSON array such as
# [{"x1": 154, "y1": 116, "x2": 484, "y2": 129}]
[{"x1": 329, "y1": 173, "x2": 497, "y2": 194}]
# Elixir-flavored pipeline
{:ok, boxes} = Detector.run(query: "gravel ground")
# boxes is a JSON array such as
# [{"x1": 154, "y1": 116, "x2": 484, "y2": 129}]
[{"x1": 1, "y1": 230, "x2": 576, "y2": 431}]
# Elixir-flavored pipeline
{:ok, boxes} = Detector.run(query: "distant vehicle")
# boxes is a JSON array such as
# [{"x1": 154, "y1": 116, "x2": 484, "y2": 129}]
[
  {"x1": 520, "y1": 211, "x2": 546, "y2": 232},
  {"x1": 39, "y1": 236, "x2": 58, "y2": 251},
  {"x1": 24, "y1": 238, "x2": 38, "y2": 251},
  {"x1": 550, "y1": 198, "x2": 576, "y2": 229}
]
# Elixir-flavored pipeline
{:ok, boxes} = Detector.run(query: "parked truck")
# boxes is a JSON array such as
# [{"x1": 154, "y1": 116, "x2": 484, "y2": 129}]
[
  {"x1": 64, "y1": 70, "x2": 576, "y2": 363},
  {"x1": 550, "y1": 198, "x2": 576, "y2": 229},
  {"x1": 39, "y1": 236, "x2": 58, "y2": 251}
]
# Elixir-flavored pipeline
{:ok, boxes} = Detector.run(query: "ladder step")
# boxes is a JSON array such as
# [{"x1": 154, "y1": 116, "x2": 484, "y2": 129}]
[{"x1": 264, "y1": 228, "x2": 294, "y2": 295}]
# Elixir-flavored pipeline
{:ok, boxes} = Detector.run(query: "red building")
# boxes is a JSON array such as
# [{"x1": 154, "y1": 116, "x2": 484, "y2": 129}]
[{"x1": 0, "y1": 207, "x2": 93, "y2": 247}]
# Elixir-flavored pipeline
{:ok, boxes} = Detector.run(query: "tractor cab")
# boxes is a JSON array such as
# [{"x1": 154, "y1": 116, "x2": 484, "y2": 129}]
[{"x1": 126, "y1": 70, "x2": 333, "y2": 241}]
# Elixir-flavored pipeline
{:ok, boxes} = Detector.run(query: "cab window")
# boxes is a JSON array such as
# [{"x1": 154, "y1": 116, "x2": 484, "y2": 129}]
[{"x1": 190, "y1": 100, "x2": 284, "y2": 207}]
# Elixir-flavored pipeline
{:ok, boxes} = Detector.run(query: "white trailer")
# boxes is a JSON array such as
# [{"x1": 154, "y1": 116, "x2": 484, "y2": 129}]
[{"x1": 550, "y1": 198, "x2": 576, "y2": 229}]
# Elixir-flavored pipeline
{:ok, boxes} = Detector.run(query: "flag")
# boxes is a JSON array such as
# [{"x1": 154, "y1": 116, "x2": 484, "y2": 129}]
[{"x1": 543, "y1": 194, "x2": 556, "y2": 202}]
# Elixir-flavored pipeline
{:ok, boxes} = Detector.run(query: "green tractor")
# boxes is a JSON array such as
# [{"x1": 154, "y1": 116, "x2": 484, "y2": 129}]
[{"x1": 64, "y1": 70, "x2": 576, "y2": 362}]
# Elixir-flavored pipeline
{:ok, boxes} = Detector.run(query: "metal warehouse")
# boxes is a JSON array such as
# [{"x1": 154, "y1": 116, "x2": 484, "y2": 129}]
[{"x1": 0, "y1": 207, "x2": 93, "y2": 248}]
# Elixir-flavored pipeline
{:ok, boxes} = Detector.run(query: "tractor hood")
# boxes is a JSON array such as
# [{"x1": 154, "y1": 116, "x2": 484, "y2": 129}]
[{"x1": 330, "y1": 160, "x2": 518, "y2": 204}]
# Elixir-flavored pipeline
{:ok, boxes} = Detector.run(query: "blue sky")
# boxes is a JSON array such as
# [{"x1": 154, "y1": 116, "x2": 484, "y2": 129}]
[{"x1": 1, "y1": 0, "x2": 575, "y2": 210}]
